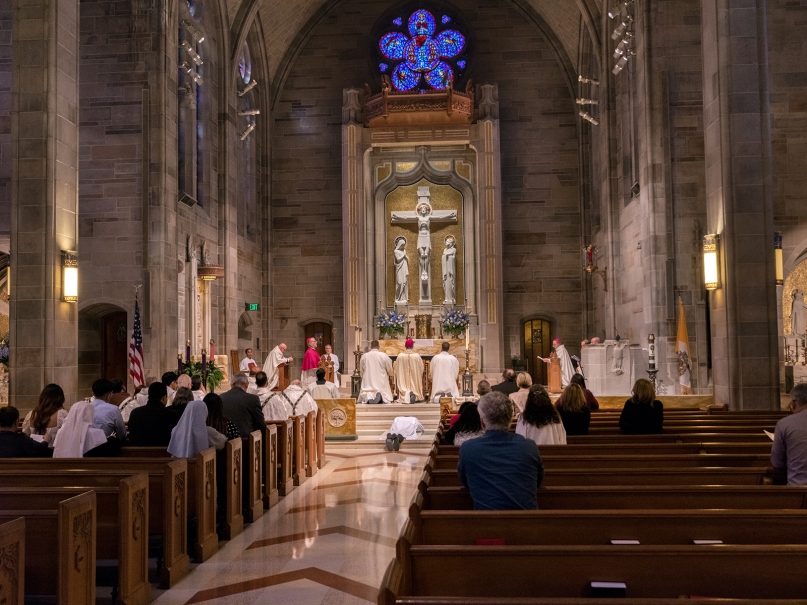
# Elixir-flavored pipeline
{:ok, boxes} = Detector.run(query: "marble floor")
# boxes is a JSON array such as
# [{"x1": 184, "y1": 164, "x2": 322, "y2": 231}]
[{"x1": 152, "y1": 448, "x2": 425, "y2": 605}]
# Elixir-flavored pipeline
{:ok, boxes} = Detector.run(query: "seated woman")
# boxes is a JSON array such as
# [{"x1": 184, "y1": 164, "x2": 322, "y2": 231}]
[
  {"x1": 203, "y1": 394, "x2": 240, "y2": 449},
  {"x1": 22, "y1": 384, "x2": 67, "y2": 438},
  {"x1": 556, "y1": 383, "x2": 591, "y2": 436},
  {"x1": 555, "y1": 374, "x2": 599, "y2": 410},
  {"x1": 53, "y1": 400, "x2": 110, "y2": 458},
  {"x1": 620, "y1": 378, "x2": 664, "y2": 434},
  {"x1": 509, "y1": 372, "x2": 533, "y2": 414},
  {"x1": 516, "y1": 385, "x2": 567, "y2": 446},
  {"x1": 449, "y1": 399, "x2": 475, "y2": 430},
  {"x1": 171, "y1": 386, "x2": 194, "y2": 417},
  {"x1": 168, "y1": 399, "x2": 232, "y2": 458},
  {"x1": 444, "y1": 403, "x2": 484, "y2": 446}
]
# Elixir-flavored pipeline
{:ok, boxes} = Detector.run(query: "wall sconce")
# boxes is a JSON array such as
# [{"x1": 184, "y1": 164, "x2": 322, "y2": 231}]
[
  {"x1": 775, "y1": 232, "x2": 783, "y2": 286},
  {"x1": 61, "y1": 250, "x2": 78, "y2": 302},
  {"x1": 702, "y1": 234, "x2": 720, "y2": 290},
  {"x1": 583, "y1": 244, "x2": 608, "y2": 292}
]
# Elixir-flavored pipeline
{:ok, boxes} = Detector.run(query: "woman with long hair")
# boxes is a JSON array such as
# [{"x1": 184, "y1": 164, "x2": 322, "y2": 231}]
[
  {"x1": 171, "y1": 387, "x2": 194, "y2": 417},
  {"x1": 444, "y1": 403, "x2": 484, "y2": 446},
  {"x1": 555, "y1": 374, "x2": 599, "y2": 410},
  {"x1": 620, "y1": 378, "x2": 664, "y2": 434},
  {"x1": 203, "y1": 394, "x2": 239, "y2": 442},
  {"x1": 22, "y1": 384, "x2": 67, "y2": 436},
  {"x1": 516, "y1": 385, "x2": 566, "y2": 445},
  {"x1": 556, "y1": 383, "x2": 591, "y2": 436}
]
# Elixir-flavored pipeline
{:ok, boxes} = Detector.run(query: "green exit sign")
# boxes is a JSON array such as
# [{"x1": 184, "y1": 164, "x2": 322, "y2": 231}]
[{"x1": 246, "y1": 303, "x2": 260, "y2": 311}]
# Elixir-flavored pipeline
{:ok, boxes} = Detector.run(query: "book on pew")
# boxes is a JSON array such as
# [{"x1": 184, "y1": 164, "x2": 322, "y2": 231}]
[
  {"x1": 590, "y1": 582, "x2": 627, "y2": 597},
  {"x1": 692, "y1": 539, "x2": 723, "y2": 545},
  {"x1": 610, "y1": 539, "x2": 640, "y2": 545},
  {"x1": 764, "y1": 430, "x2": 774, "y2": 441}
]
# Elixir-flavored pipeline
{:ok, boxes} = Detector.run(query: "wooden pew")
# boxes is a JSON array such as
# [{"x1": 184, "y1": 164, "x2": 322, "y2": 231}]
[
  {"x1": 263, "y1": 422, "x2": 280, "y2": 508},
  {"x1": 0, "y1": 479, "x2": 150, "y2": 605},
  {"x1": 421, "y1": 485, "x2": 807, "y2": 511},
  {"x1": 0, "y1": 518, "x2": 24, "y2": 604},
  {"x1": 0, "y1": 457, "x2": 196, "y2": 581},
  {"x1": 568, "y1": 433, "x2": 773, "y2": 443},
  {"x1": 292, "y1": 415, "x2": 307, "y2": 486},
  {"x1": 223, "y1": 437, "x2": 244, "y2": 539},
  {"x1": 306, "y1": 409, "x2": 318, "y2": 477},
  {"x1": 434, "y1": 442, "x2": 773, "y2": 457},
  {"x1": 317, "y1": 407, "x2": 326, "y2": 468},
  {"x1": 268, "y1": 419, "x2": 295, "y2": 496},
  {"x1": 245, "y1": 431, "x2": 264, "y2": 523}
]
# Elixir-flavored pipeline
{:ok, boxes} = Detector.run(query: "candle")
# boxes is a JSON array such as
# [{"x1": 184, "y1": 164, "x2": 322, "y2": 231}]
[
  {"x1": 201, "y1": 348, "x2": 207, "y2": 375},
  {"x1": 432, "y1": 327, "x2": 435, "y2": 338},
  {"x1": 209, "y1": 339, "x2": 215, "y2": 358},
  {"x1": 177, "y1": 353, "x2": 183, "y2": 375},
  {"x1": 465, "y1": 326, "x2": 469, "y2": 348},
  {"x1": 186, "y1": 340, "x2": 191, "y2": 363}
]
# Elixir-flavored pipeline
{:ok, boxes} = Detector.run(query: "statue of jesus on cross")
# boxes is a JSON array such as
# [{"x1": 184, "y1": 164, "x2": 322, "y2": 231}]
[{"x1": 391, "y1": 186, "x2": 457, "y2": 304}]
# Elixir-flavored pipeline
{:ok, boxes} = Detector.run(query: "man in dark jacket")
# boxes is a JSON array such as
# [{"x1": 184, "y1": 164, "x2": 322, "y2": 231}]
[
  {"x1": 128, "y1": 382, "x2": 180, "y2": 446},
  {"x1": 0, "y1": 406, "x2": 52, "y2": 457},
  {"x1": 490, "y1": 369, "x2": 519, "y2": 397},
  {"x1": 220, "y1": 373, "x2": 265, "y2": 438}
]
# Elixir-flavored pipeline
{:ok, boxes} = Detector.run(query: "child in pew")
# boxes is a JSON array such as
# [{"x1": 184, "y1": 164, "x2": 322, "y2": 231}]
[
  {"x1": 0, "y1": 406, "x2": 53, "y2": 457},
  {"x1": 516, "y1": 385, "x2": 567, "y2": 446}
]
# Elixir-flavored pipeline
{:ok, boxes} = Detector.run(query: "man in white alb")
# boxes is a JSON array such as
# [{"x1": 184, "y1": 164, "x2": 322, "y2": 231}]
[
  {"x1": 430, "y1": 341, "x2": 460, "y2": 402},
  {"x1": 248, "y1": 371, "x2": 273, "y2": 410},
  {"x1": 263, "y1": 379, "x2": 319, "y2": 421},
  {"x1": 358, "y1": 340, "x2": 394, "y2": 404},
  {"x1": 394, "y1": 338, "x2": 424, "y2": 403},
  {"x1": 262, "y1": 343, "x2": 293, "y2": 390},
  {"x1": 540, "y1": 338, "x2": 576, "y2": 388},
  {"x1": 321, "y1": 344, "x2": 341, "y2": 388},
  {"x1": 308, "y1": 368, "x2": 340, "y2": 399},
  {"x1": 240, "y1": 348, "x2": 260, "y2": 375}
]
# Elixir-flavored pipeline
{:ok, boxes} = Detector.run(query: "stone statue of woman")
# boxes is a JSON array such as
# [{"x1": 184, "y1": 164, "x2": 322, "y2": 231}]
[
  {"x1": 442, "y1": 236, "x2": 457, "y2": 305},
  {"x1": 394, "y1": 237, "x2": 409, "y2": 304},
  {"x1": 792, "y1": 290, "x2": 807, "y2": 335}
]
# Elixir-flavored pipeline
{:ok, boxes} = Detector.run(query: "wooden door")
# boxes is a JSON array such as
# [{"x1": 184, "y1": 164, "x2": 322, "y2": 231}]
[
  {"x1": 103, "y1": 311, "x2": 128, "y2": 381},
  {"x1": 523, "y1": 319, "x2": 551, "y2": 386},
  {"x1": 304, "y1": 322, "x2": 332, "y2": 356}
]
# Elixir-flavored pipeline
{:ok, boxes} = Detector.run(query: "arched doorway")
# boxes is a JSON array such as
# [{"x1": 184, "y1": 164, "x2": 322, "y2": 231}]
[
  {"x1": 522, "y1": 318, "x2": 552, "y2": 386},
  {"x1": 79, "y1": 304, "x2": 128, "y2": 395},
  {"x1": 303, "y1": 321, "x2": 332, "y2": 355}
]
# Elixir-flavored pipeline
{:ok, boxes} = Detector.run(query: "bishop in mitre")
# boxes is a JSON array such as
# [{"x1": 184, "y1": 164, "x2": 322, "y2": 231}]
[
  {"x1": 430, "y1": 341, "x2": 460, "y2": 402},
  {"x1": 300, "y1": 338, "x2": 321, "y2": 387},
  {"x1": 262, "y1": 343, "x2": 293, "y2": 390},
  {"x1": 540, "y1": 338, "x2": 575, "y2": 388},
  {"x1": 358, "y1": 340, "x2": 394, "y2": 404},
  {"x1": 394, "y1": 338, "x2": 424, "y2": 403}
]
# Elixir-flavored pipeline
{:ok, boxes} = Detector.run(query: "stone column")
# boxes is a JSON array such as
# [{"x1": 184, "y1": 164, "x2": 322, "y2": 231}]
[
  {"x1": 701, "y1": 0, "x2": 779, "y2": 409},
  {"x1": 10, "y1": 0, "x2": 80, "y2": 407}
]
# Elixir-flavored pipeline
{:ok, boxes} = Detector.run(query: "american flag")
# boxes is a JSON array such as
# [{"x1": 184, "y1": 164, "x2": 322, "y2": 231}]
[{"x1": 129, "y1": 300, "x2": 145, "y2": 388}]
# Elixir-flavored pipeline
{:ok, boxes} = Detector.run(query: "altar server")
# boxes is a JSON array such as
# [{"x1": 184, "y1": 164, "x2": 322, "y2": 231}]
[
  {"x1": 262, "y1": 343, "x2": 293, "y2": 390},
  {"x1": 359, "y1": 340, "x2": 394, "y2": 404},
  {"x1": 430, "y1": 341, "x2": 460, "y2": 402},
  {"x1": 308, "y1": 368, "x2": 341, "y2": 399},
  {"x1": 240, "y1": 348, "x2": 260, "y2": 374},
  {"x1": 394, "y1": 338, "x2": 424, "y2": 403},
  {"x1": 322, "y1": 344, "x2": 341, "y2": 387},
  {"x1": 300, "y1": 338, "x2": 321, "y2": 387}
]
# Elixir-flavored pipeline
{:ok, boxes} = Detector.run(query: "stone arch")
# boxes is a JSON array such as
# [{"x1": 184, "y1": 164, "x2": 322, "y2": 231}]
[{"x1": 78, "y1": 303, "x2": 130, "y2": 395}]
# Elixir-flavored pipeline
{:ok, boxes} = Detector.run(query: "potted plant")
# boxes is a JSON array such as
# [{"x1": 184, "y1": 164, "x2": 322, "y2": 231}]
[
  {"x1": 181, "y1": 360, "x2": 225, "y2": 393},
  {"x1": 377, "y1": 309, "x2": 406, "y2": 339}
]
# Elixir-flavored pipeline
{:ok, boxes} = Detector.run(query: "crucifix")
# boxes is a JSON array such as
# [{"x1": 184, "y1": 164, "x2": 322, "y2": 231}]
[{"x1": 391, "y1": 186, "x2": 457, "y2": 304}]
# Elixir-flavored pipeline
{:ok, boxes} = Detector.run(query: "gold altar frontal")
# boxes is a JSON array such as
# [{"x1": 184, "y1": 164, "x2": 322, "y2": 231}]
[
  {"x1": 314, "y1": 398, "x2": 357, "y2": 440},
  {"x1": 378, "y1": 338, "x2": 477, "y2": 373}
]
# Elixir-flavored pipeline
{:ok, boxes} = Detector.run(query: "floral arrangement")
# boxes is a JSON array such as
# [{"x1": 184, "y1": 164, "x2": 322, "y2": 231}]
[
  {"x1": 439, "y1": 308, "x2": 469, "y2": 338},
  {"x1": 0, "y1": 335, "x2": 9, "y2": 367},
  {"x1": 377, "y1": 309, "x2": 406, "y2": 339},
  {"x1": 181, "y1": 360, "x2": 225, "y2": 393}
]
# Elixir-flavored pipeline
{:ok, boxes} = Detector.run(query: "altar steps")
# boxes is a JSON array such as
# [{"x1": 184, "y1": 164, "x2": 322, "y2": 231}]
[{"x1": 325, "y1": 402, "x2": 442, "y2": 450}]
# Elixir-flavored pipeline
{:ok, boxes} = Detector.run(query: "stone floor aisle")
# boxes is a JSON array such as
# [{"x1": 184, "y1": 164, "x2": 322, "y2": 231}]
[{"x1": 152, "y1": 448, "x2": 425, "y2": 605}]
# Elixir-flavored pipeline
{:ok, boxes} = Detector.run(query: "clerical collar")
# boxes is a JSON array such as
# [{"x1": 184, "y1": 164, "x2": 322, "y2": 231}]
[{"x1": 316, "y1": 380, "x2": 326, "y2": 385}]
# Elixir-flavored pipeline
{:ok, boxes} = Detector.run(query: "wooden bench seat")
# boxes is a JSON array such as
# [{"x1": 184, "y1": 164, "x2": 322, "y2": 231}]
[
  {"x1": 434, "y1": 442, "x2": 772, "y2": 457},
  {"x1": 394, "y1": 599, "x2": 806, "y2": 605}
]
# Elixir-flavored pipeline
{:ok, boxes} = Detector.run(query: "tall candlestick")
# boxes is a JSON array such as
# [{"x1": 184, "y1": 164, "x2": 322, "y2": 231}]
[
  {"x1": 648, "y1": 334, "x2": 656, "y2": 370},
  {"x1": 186, "y1": 340, "x2": 191, "y2": 363},
  {"x1": 465, "y1": 326, "x2": 469, "y2": 348},
  {"x1": 177, "y1": 354, "x2": 183, "y2": 375},
  {"x1": 201, "y1": 348, "x2": 207, "y2": 375},
  {"x1": 209, "y1": 339, "x2": 215, "y2": 359}
]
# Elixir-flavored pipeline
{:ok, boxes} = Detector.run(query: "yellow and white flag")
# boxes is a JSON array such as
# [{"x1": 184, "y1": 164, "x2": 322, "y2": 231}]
[{"x1": 675, "y1": 297, "x2": 692, "y2": 395}]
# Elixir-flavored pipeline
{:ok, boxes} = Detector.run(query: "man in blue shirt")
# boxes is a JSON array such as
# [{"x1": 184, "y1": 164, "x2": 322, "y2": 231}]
[
  {"x1": 458, "y1": 391, "x2": 544, "y2": 510},
  {"x1": 91, "y1": 378, "x2": 127, "y2": 441}
]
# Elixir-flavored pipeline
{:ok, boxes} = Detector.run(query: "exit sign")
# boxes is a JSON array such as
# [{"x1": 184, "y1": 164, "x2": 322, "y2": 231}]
[{"x1": 246, "y1": 303, "x2": 260, "y2": 311}]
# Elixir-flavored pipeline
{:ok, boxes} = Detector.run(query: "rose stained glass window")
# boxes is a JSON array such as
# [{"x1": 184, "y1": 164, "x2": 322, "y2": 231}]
[{"x1": 378, "y1": 9, "x2": 468, "y2": 92}]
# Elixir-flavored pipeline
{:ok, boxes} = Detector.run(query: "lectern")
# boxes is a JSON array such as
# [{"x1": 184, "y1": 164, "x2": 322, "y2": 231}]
[
  {"x1": 275, "y1": 362, "x2": 290, "y2": 391},
  {"x1": 547, "y1": 351, "x2": 562, "y2": 394}
]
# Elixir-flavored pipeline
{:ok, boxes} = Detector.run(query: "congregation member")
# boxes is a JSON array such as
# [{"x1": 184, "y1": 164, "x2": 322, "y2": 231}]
[
  {"x1": 22, "y1": 383, "x2": 67, "y2": 437},
  {"x1": 491, "y1": 369, "x2": 518, "y2": 396},
  {"x1": 771, "y1": 383, "x2": 807, "y2": 485},
  {"x1": 458, "y1": 392, "x2": 544, "y2": 510},
  {"x1": 556, "y1": 383, "x2": 591, "y2": 436},
  {"x1": 53, "y1": 400, "x2": 110, "y2": 458},
  {"x1": 0, "y1": 406, "x2": 53, "y2": 457},
  {"x1": 555, "y1": 373, "x2": 599, "y2": 410},
  {"x1": 239, "y1": 348, "x2": 261, "y2": 375},
  {"x1": 108, "y1": 378, "x2": 130, "y2": 406},
  {"x1": 444, "y1": 403, "x2": 484, "y2": 446},
  {"x1": 358, "y1": 340, "x2": 393, "y2": 404},
  {"x1": 517, "y1": 385, "x2": 567, "y2": 446},
  {"x1": 619, "y1": 378, "x2": 664, "y2": 434},
  {"x1": 249, "y1": 371, "x2": 273, "y2": 408},
  {"x1": 449, "y1": 381, "x2": 491, "y2": 429},
  {"x1": 322, "y1": 344, "x2": 341, "y2": 387},
  {"x1": 263, "y1": 379, "x2": 319, "y2": 421},
  {"x1": 171, "y1": 386, "x2": 194, "y2": 417},
  {"x1": 204, "y1": 394, "x2": 241, "y2": 444},
  {"x1": 430, "y1": 342, "x2": 460, "y2": 402},
  {"x1": 300, "y1": 338, "x2": 321, "y2": 386},
  {"x1": 393, "y1": 338, "x2": 424, "y2": 403},
  {"x1": 220, "y1": 373, "x2": 266, "y2": 438},
  {"x1": 162, "y1": 371, "x2": 179, "y2": 404},
  {"x1": 90, "y1": 378, "x2": 127, "y2": 442},
  {"x1": 262, "y1": 343, "x2": 293, "y2": 390},
  {"x1": 509, "y1": 372, "x2": 532, "y2": 413},
  {"x1": 538, "y1": 338, "x2": 576, "y2": 388},
  {"x1": 168, "y1": 399, "x2": 231, "y2": 457},
  {"x1": 191, "y1": 374, "x2": 206, "y2": 400},
  {"x1": 128, "y1": 382, "x2": 181, "y2": 446},
  {"x1": 308, "y1": 368, "x2": 340, "y2": 399}
]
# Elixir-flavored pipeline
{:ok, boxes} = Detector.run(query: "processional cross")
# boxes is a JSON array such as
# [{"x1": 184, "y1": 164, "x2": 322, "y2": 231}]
[{"x1": 390, "y1": 186, "x2": 457, "y2": 304}]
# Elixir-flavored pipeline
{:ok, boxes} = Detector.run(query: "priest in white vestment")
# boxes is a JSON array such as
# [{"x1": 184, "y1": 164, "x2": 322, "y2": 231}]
[
  {"x1": 430, "y1": 342, "x2": 460, "y2": 402},
  {"x1": 322, "y1": 344, "x2": 341, "y2": 388},
  {"x1": 394, "y1": 338, "x2": 424, "y2": 403},
  {"x1": 263, "y1": 380, "x2": 319, "y2": 421},
  {"x1": 358, "y1": 340, "x2": 394, "y2": 404},
  {"x1": 308, "y1": 368, "x2": 341, "y2": 399},
  {"x1": 540, "y1": 339, "x2": 576, "y2": 388},
  {"x1": 248, "y1": 371, "x2": 273, "y2": 409},
  {"x1": 262, "y1": 343, "x2": 293, "y2": 390}
]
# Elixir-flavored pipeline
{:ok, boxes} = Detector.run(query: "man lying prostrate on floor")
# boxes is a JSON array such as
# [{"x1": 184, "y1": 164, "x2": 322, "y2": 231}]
[
  {"x1": 263, "y1": 380, "x2": 319, "y2": 421},
  {"x1": 457, "y1": 391, "x2": 544, "y2": 510}
]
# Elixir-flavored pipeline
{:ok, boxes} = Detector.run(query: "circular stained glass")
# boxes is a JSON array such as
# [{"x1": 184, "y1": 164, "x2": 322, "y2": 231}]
[{"x1": 377, "y1": 8, "x2": 468, "y2": 92}]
